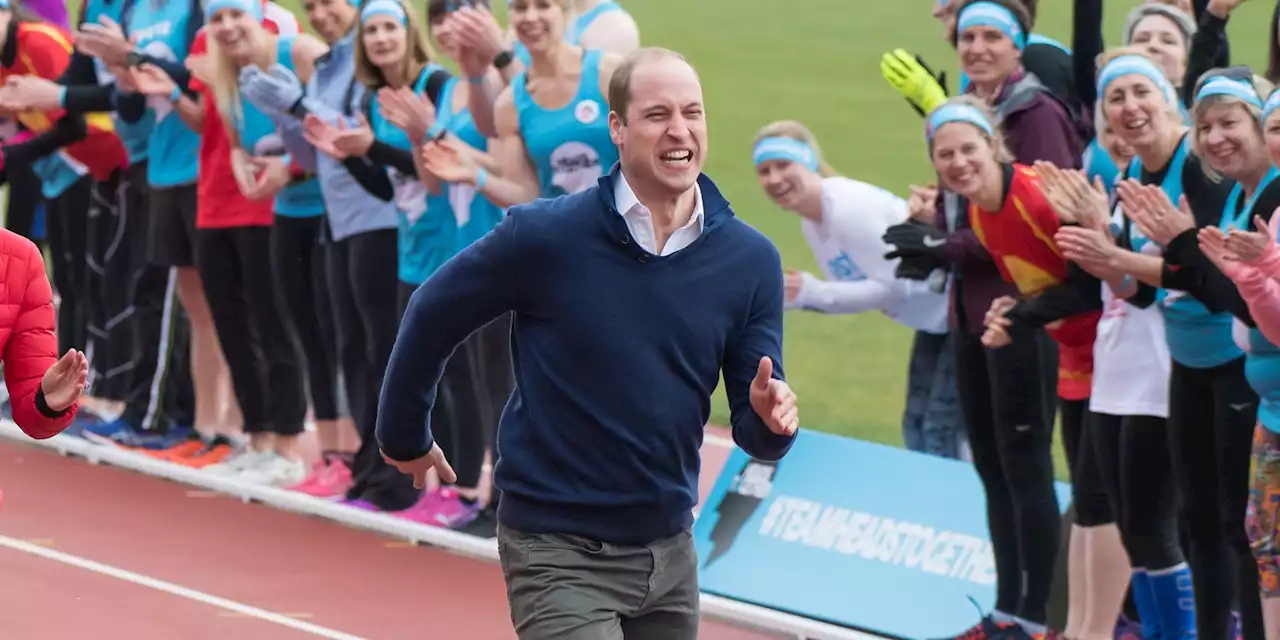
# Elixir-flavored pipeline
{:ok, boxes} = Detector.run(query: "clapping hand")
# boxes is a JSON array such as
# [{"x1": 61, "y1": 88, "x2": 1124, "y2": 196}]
[
  {"x1": 331, "y1": 113, "x2": 375, "y2": 157},
  {"x1": 1034, "y1": 161, "x2": 1110, "y2": 230},
  {"x1": 41, "y1": 349, "x2": 88, "y2": 412},
  {"x1": 1116, "y1": 180, "x2": 1196, "y2": 246},
  {"x1": 303, "y1": 114, "x2": 349, "y2": 160},
  {"x1": 1223, "y1": 214, "x2": 1276, "y2": 264},
  {"x1": 749, "y1": 356, "x2": 799, "y2": 436},
  {"x1": 0, "y1": 75, "x2": 65, "y2": 112},
  {"x1": 381, "y1": 443, "x2": 456, "y2": 490},
  {"x1": 128, "y1": 63, "x2": 177, "y2": 98},
  {"x1": 378, "y1": 87, "x2": 435, "y2": 143},
  {"x1": 420, "y1": 136, "x2": 482, "y2": 184},
  {"x1": 1197, "y1": 226, "x2": 1248, "y2": 281}
]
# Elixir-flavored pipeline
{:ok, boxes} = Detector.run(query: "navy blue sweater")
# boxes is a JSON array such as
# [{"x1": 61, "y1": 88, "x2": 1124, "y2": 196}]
[{"x1": 376, "y1": 167, "x2": 798, "y2": 545}]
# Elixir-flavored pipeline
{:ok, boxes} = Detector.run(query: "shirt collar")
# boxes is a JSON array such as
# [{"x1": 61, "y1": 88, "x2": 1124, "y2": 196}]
[{"x1": 614, "y1": 170, "x2": 705, "y2": 232}]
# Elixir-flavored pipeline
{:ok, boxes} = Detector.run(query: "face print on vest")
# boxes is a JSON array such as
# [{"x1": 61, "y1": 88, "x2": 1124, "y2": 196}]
[{"x1": 252, "y1": 132, "x2": 286, "y2": 157}]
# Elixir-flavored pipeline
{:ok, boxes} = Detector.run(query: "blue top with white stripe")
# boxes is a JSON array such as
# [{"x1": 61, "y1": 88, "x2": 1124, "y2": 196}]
[{"x1": 513, "y1": 49, "x2": 617, "y2": 199}]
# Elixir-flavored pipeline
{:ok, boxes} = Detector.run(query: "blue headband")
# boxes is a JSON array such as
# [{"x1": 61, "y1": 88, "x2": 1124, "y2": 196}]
[
  {"x1": 1096, "y1": 54, "x2": 1178, "y2": 105},
  {"x1": 362, "y1": 0, "x2": 407, "y2": 24},
  {"x1": 956, "y1": 1, "x2": 1026, "y2": 50},
  {"x1": 1196, "y1": 75, "x2": 1264, "y2": 110},
  {"x1": 925, "y1": 103, "x2": 995, "y2": 142},
  {"x1": 1263, "y1": 89, "x2": 1280, "y2": 123},
  {"x1": 752, "y1": 137, "x2": 820, "y2": 172},
  {"x1": 205, "y1": 0, "x2": 262, "y2": 22}
]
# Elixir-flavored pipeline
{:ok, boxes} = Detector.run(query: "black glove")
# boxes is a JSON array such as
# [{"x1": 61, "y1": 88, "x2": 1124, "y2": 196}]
[
  {"x1": 882, "y1": 220, "x2": 949, "y2": 260},
  {"x1": 894, "y1": 254, "x2": 943, "y2": 280}
]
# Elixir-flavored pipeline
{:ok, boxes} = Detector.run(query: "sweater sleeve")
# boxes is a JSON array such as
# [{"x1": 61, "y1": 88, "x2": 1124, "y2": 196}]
[
  {"x1": 5, "y1": 239, "x2": 75, "y2": 438},
  {"x1": 933, "y1": 190, "x2": 992, "y2": 264},
  {"x1": 1233, "y1": 267, "x2": 1280, "y2": 344},
  {"x1": 1004, "y1": 260, "x2": 1103, "y2": 327},
  {"x1": 376, "y1": 209, "x2": 526, "y2": 462},
  {"x1": 722, "y1": 241, "x2": 797, "y2": 462}
]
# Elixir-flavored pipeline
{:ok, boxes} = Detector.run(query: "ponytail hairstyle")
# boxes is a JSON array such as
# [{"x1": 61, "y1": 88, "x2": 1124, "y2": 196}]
[
  {"x1": 204, "y1": 0, "x2": 272, "y2": 146},
  {"x1": 752, "y1": 120, "x2": 838, "y2": 178}
]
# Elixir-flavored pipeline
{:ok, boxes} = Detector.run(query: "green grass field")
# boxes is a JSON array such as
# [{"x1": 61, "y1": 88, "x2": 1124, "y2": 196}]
[{"x1": 39, "y1": 0, "x2": 1280, "y2": 460}]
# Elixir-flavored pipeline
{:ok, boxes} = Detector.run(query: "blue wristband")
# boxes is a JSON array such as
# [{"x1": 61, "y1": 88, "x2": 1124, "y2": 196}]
[
  {"x1": 168, "y1": 86, "x2": 182, "y2": 103},
  {"x1": 57, "y1": 86, "x2": 67, "y2": 107},
  {"x1": 476, "y1": 167, "x2": 488, "y2": 189},
  {"x1": 467, "y1": 76, "x2": 485, "y2": 85}
]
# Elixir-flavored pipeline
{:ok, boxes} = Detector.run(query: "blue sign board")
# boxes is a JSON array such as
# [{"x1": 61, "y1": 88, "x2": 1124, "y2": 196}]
[{"x1": 694, "y1": 430, "x2": 1072, "y2": 639}]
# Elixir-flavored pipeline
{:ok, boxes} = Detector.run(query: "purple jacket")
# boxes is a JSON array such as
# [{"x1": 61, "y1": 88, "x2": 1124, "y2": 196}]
[
  {"x1": 937, "y1": 70, "x2": 1086, "y2": 334},
  {"x1": 20, "y1": 0, "x2": 68, "y2": 30}
]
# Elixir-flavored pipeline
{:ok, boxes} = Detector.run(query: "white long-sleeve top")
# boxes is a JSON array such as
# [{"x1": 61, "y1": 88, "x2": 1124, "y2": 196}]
[{"x1": 787, "y1": 177, "x2": 949, "y2": 334}]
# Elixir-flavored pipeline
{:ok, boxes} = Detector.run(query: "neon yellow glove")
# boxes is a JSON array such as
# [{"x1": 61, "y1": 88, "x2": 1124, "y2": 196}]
[{"x1": 880, "y1": 48, "x2": 949, "y2": 118}]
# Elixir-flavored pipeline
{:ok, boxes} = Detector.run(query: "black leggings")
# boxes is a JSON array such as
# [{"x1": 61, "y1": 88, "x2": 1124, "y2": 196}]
[
  {"x1": 473, "y1": 312, "x2": 514, "y2": 507},
  {"x1": 954, "y1": 326, "x2": 1060, "y2": 624},
  {"x1": 46, "y1": 176, "x2": 92, "y2": 356},
  {"x1": 1088, "y1": 413, "x2": 1182, "y2": 570},
  {"x1": 6, "y1": 161, "x2": 42, "y2": 243},
  {"x1": 1063, "y1": 399, "x2": 1113, "y2": 527},
  {"x1": 329, "y1": 228, "x2": 417, "y2": 511},
  {"x1": 1167, "y1": 357, "x2": 1261, "y2": 639},
  {"x1": 271, "y1": 215, "x2": 338, "y2": 422},
  {"x1": 195, "y1": 226, "x2": 306, "y2": 436}
]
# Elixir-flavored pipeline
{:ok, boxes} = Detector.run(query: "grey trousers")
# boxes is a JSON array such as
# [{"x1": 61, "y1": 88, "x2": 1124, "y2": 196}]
[{"x1": 497, "y1": 525, "x2": 700, "y2": 640}]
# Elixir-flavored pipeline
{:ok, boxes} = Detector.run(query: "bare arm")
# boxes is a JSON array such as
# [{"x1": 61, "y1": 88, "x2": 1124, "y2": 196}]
[
  {"x1": 474, "y1": 88, "x2": 540, "y2": 207},
  {"x1": 578, "y1": 11, "x2": 640, "y2": 56}
]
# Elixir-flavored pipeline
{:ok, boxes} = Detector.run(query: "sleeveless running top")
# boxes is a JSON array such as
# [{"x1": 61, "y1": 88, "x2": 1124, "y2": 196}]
[
  {"x1": 435, "y1": 76, "x2": 505, "y2": 252},
  {"x1": 1128, "y1": 139, "x2": 1253, "y2": 368},
  {"x1": 127, "y1": 0, "x2": 202, "y2": 187},
  {"x1": 513, "y1": 49, "x2": 617, "y2": 198},
  {"x1": 512, "y1": 0, "x2": 622, "y2": 67},
  {"x1": 1084, "y1": 138, "x2": 1120, "y2": 196},
  {"x1": 370, "y1": 64, "x2": 458, "y2": 285},
  {"x1": 83, "y1": 0, "x2": 154, "y2": 163},
  {"x1": 234, "y1": 36, "x2": 324, "y2": 218}
]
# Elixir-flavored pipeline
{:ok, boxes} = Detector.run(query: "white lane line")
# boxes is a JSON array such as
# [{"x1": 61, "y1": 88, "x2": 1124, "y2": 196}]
[
  {"x1": 704, "y1": 433, "x2": 735, "y2": 450},
  {"x1": 0, "y1": 535, "x2": 367, "y2": 640}
]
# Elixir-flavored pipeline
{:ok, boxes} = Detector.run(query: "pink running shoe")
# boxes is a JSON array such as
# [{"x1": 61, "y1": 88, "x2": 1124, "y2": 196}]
[
  {"x1": 419, "y1": 488, "x2": 483, "y2": 529},
  {"x1": 287, "y1": 459, "x2": 353, "y2": 499}
]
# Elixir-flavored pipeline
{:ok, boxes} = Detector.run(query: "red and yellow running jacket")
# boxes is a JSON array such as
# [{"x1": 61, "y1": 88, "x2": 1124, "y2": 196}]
[
  {"x1": 969, "y1": 163, "x2": 1101, "y2": 400},
  {"x1": 0, "y1": 21, "x2": 127, "y2": 180}
]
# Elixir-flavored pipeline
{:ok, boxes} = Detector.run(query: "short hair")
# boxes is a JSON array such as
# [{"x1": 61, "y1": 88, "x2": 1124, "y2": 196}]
[{"x1": 607, "y1": 47, "x2": 690, "y2": 123}]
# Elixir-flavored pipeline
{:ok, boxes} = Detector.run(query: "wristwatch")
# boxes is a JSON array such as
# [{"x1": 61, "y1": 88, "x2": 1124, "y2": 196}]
[{"x1": 493, "y1": 50, "x2": 514, "y2": 70}]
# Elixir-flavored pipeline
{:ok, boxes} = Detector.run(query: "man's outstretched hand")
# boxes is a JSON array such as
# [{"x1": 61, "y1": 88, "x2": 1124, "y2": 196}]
[
  {"x1": 381, "y1": 443, "x2": 457, "y2": 490},
  {"x1": 749, "y1": 356, "x2": 799, "y2": 436}
]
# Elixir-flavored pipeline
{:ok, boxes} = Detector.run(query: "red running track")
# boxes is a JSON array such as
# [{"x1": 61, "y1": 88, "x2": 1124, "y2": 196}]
[{"x1": 0, "y1": 431, "x2": 782, "y2": 639}]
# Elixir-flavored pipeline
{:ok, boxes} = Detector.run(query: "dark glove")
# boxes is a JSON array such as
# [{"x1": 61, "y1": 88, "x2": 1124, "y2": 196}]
[
  {"x1": 894, "y1": 254, "x2": 943, "y2": 280},
  {"x1": 883, "y1": 219, "x2": 949, "y2": 260}
]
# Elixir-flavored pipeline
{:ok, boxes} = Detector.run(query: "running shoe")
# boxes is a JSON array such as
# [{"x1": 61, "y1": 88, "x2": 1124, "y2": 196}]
[
  {"x1": 1114, "y1": 615, "x2": 1144, "y2": 640},
  {"x1": 414, "y1": 487, "x2": 482, "y2": 529},
  {"x1": 340, "y1": 498, "x2": 383, "y2": 511},
  {"x1": 237, "y1": 454, "x2": 308, "y2": 487},
  {"x1": 931, "y1": 598, "x2": 1017, "y2": 640},
  {"x1": 287, "y1": 458, "x2": 353, "y2": 499},
  {"x1": 170, "y1": 436, "x2": 236, "y2": 468},
  {"x1": 1230, "y1": 610, "x2": 1243, "y2": 640},
  {"x1": 203, "y1": 447, "x2": 273, "y2": 476},
  {"x1": 458, "y1": 505, "x2": 498, "y2": 538},
  {"x1": 83, "y1": 419, "x2": 193, "y2": 451}
]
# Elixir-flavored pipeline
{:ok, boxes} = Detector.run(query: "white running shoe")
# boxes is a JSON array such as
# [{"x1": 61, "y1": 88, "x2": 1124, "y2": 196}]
[
  {"x1": 238, "y1": 454, "x2": 308, "y2": 487},
  {"x1": 204, "y1": 448, "x2": 272, "y2": 476}
]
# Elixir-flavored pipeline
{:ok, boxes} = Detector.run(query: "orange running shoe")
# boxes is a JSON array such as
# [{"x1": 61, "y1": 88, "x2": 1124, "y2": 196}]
[
  {"x1": 172, "y1": 436, "x2": 237, "y2": 468},
  {"x1": 142, "y1": 439, "x2": 203, "y2": 461}
]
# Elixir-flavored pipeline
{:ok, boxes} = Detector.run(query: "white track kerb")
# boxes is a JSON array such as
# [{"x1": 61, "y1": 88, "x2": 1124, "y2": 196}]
[{"x1": 0, "y1": 420, "x2": 882, "y2": 640}]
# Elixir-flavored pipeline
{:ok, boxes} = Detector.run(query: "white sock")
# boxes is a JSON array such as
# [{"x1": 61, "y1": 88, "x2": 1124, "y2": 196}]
[{"x1": 1015, "y1": 617, "x2": 1047, "y2": 635}]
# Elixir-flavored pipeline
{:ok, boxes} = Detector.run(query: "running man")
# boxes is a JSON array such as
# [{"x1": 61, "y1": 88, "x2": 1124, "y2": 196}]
[{"x1": 377, "y1": 47, "x2": 798, "y2": 639}]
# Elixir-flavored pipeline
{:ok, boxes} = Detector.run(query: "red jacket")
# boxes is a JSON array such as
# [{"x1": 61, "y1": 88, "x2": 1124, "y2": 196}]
[{"x1": 0, "y1": 230, "x2": 77, "y2": 437}]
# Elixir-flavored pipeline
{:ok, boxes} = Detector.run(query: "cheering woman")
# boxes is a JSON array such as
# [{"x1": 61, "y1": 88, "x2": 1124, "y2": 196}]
[
  {"x1": 419, "y1": 0, "x2": 621, "y2": 203},
  {"x1": 749, "y1": 120, "x2": 958, "y2": 459}
]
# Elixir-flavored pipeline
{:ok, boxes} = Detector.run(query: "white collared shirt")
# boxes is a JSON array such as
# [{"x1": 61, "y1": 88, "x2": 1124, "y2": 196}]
[{"x1": 614, "y1": 171, "x2": 705, "y2": 256}]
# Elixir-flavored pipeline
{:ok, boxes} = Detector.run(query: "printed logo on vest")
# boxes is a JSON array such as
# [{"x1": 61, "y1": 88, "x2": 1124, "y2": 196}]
[{"x1": 574, "y1": 99, "x2": 601, "y2": 125}]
